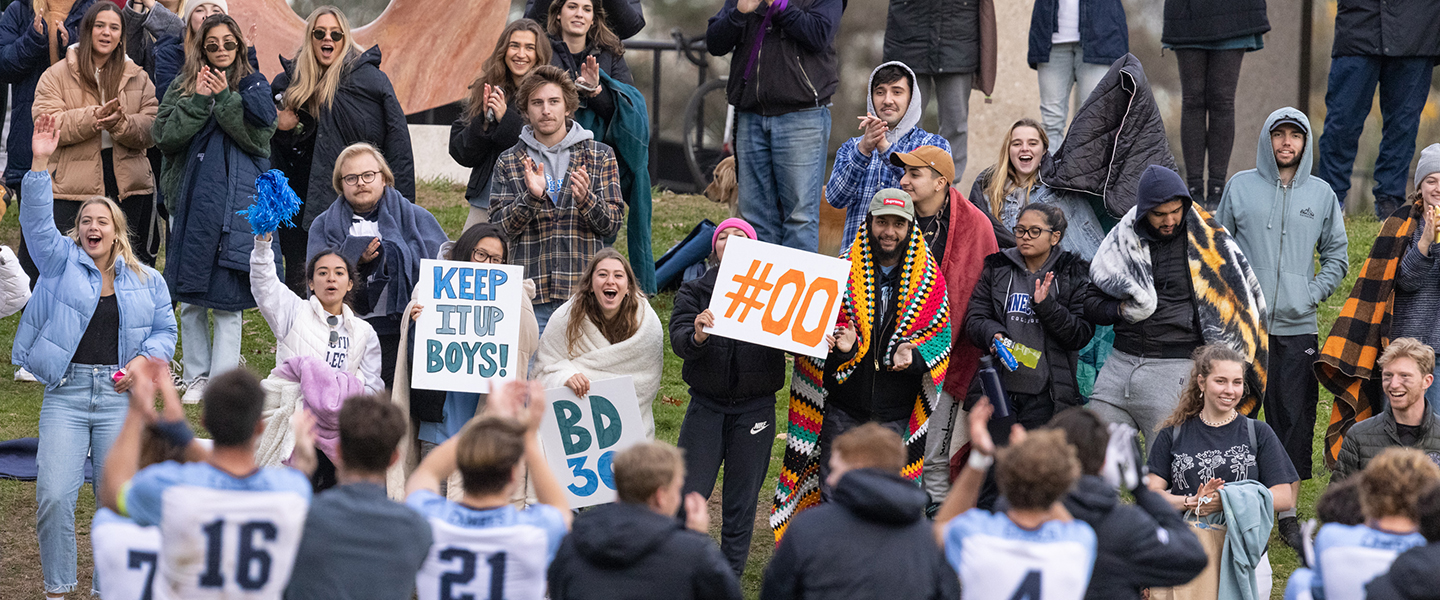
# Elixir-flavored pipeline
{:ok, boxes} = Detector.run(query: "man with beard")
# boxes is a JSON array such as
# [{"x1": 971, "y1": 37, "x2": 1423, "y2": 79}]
[
  {"x1": 825, "y1": 62, "x2": 951, "y2": 249},
  {"x1": 772, "y1": 188, "x2": 952, "y2": 530},
  {"x1": 1084, "y1": 165, "x2": 1268, "y2": 460},
  {"x1": 1217, "y1": 107, "x2": 1349, "y2": 551},
  {"x1": 490, "y1": 65, "x2": 625, "y2": 336}
]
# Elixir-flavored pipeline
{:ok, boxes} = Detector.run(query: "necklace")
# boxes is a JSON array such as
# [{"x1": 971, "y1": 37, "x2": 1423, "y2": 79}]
[
  {"x1": 920, "y1": 199, "x2": 947, "y2": 249},
  {"x1": 1200, "y1": 409, "x2": 1238, "y2": 428}
]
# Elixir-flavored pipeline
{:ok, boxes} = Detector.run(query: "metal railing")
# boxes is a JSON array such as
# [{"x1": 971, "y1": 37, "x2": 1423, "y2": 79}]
[{"x1": 624, "y1": 29, "x2": 710, "y2": 187}]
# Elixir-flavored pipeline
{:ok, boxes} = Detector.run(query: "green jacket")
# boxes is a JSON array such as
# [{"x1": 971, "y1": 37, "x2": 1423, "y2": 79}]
[
  {"x1": 152, "y1": 72, "x2": 275, "y2": 212},
  {"x1": 573, "y1": 70, "x2": 654, "y2": 294}
]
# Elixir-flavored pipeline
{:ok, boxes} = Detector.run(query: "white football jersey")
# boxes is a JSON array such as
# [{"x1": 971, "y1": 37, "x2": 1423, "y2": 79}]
[
  {"x1": 121, "y1": 462, "x2": 312, "y2": 600},
  {"x1": 407, "y1": 491, "x2": 567, "y2": 600},
  {"x1": 1313, "y1": 523, "x2": 1426, "y2": 600},
  {"x1": 92, "y1": 508, "x2": 162, "y2": 600},
  {"x1": 944, "y1": 509, "x2": 1097, "y2": 600}
]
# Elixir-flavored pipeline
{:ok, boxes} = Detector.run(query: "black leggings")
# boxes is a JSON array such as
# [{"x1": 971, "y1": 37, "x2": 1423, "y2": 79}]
[{"x1": 1175, "y1": 49, "x2": 1245, "y2": 192}]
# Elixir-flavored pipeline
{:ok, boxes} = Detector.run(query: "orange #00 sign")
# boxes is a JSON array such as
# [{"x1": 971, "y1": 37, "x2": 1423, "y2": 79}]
[{"x1": 704, "y1": 237, "x2": 851, "y2": 359}]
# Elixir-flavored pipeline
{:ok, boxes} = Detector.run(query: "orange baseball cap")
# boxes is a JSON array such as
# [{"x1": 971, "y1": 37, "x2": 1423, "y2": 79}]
[{"x1": 890, "y1": 145, "x2": 955, "y2": 183}]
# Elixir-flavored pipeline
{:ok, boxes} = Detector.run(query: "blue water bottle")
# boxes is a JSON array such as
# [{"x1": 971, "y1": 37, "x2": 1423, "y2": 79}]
[{"x1": 976, "y1": 356, "x2": 1011, "y2": 418}]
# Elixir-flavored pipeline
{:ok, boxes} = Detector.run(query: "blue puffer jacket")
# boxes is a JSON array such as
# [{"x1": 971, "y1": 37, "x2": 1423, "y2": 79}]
[
  {"x1": 0, "y1": 0, "x2": 96, "y2": 187},
  {"x1": 12, "y1": 171, "x2": 177, "y2": 388}
]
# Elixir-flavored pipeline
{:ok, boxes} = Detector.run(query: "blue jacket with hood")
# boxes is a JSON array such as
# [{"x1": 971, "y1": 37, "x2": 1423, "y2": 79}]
[
  {"x1": 13, "y1": 171, "x2": 177, "y2": 388},
  {"x1": 1216, "y1": 108, "x2": 1349, "y2": 337}
]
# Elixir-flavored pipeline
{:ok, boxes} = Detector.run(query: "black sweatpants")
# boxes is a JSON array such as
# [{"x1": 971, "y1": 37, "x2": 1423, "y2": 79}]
[
  {"x1": 977, "y1": 389, "x2": 1058, "y2": 511},
  {"x1": 1263, "y1": 334, "x2": 1320, "y2": 480},
  {"x1": 676, "y1": 396, "x2": 776, "y2": 577}
]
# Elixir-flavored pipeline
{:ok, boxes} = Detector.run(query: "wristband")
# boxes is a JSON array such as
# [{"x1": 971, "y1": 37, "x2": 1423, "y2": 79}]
[
  {"x1": 967, "y1": 451, "x2": 994, "y2": 471},
  {"x1": 153, "y1": 419, "x2": 195, "y2": 448}
]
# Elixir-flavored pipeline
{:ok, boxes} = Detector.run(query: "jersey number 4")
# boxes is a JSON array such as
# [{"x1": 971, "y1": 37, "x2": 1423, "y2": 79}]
[
  {"x1": 198, "y1": 518, "x2": 278, "y2": 590},
  {"x1": 1009, "y1": 570, "x2": 1042, "y2": 600},
  {"x1": 439, "y1": 547, "x2": 506, "y2": 600}
]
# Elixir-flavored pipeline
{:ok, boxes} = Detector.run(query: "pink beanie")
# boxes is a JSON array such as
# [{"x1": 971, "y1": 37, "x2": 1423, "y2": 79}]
[{"x1": 713, "y1": 218, "x2": 757, "y2": 248}]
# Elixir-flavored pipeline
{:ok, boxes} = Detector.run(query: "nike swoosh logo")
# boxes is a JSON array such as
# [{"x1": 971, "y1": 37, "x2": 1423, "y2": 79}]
[{"x1": 751, "y1": 422, "x2": 769, "y2": 435}]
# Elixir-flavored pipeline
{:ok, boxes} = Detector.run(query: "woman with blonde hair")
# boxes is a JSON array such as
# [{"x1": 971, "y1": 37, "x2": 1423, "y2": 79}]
[
  {"x1": 270, "y1": 5, "x2": 413, "y2": 292},
  {"x1": 32, "y1": 1, "x2": 161, "y2": 266},
  {"x1": 20, "y1": 114, "x2": 176, "y2": 599},
  {"x1": 153, "y1": 12, "x2": 275, "y2": 403},
  {"x1": 449, "y1": 18, "x2": 551, "y2": 229},
  {"x1": 969, "y1": 118, "x2": 1050, "y2": 248},
  {"x1": 1145, "y1": 344, "x2": 1297, "y2": 599},
  {"x1": 535, "y1": 248, "x2": 662, "y2": 438}
]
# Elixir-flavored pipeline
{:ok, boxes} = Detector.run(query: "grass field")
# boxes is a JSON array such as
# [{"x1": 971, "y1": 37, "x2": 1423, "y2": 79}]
[{"x1": 0, "y1": 180, "x2": 1385, "y2": 599}]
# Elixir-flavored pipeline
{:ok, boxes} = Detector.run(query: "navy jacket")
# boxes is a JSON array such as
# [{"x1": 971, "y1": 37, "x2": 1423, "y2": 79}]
[
  {"x1": 706, "y1": 0, "x2": 843, "y2": 116},
  {"x1": 1162, "y1": 0, "x2": 1270, "y2": 47},
  {"x1": 760, "y1": 468, "x2": 959, "y2": 600},
  {"x1": 1027, "y1": 0, "x2": 1128, "y2": 68},
  {"x1": 0, "y1": 0, "x2": 94, "y2": 187},
  {"x1": 270, "y1": 45, "x2": 415, "y2": 228},
  {"x1": 1064, "y1": 475, "x2": 1208, "y2": 600},
  {"x1": 670, "y1": 266, "x2": 787, "y2": 407},
  {"x1": 1331, "y1": 0, "x2": 1440, "y2": 58},
  {"x1": 549, "y1": 502, "x2": 741, "y2": 600}
]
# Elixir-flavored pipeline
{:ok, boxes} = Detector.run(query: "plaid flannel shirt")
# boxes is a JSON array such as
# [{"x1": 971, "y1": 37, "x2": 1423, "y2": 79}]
[
  {"x1": 824, "y1": 127, "x2": 950, "y2": 250},
  {"x1": 490, "y1": 139, "x2": 625, "y2": 304}
]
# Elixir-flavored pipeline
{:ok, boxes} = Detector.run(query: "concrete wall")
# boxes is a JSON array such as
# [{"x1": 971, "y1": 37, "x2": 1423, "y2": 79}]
[{"x1": 410, "y1": 124, "x2": 470, "y2": 184}]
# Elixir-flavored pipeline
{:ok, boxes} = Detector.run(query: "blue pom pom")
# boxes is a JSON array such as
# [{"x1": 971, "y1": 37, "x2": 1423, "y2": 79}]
[{"x1": 240, "y1": 170, "x2": 304, "y2": 236}]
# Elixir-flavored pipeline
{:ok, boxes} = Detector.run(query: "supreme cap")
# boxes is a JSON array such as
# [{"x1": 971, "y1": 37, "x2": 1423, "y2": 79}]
[{"x1": 867, "y1": 188, "x2": 915, "y2": 222}]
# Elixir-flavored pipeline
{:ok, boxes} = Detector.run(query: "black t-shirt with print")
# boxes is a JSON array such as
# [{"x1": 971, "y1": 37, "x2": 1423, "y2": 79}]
[{"x1": 1146, "y1": 416, "x2": 1299, "y2": 496}]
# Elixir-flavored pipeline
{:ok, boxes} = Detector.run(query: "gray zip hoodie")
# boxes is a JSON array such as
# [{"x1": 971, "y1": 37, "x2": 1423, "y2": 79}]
[
  {"x1": 1216, "y1": 107, "x2": 1349, "y2": 336},
  {"x1": 519, "y1": 120, "x2": 595, "y2": 205}
]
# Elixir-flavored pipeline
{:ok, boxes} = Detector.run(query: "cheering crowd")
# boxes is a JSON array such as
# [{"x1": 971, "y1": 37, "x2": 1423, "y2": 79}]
[{"x1": 3, "y1": 0, "x2": 1440, "y2": 598}]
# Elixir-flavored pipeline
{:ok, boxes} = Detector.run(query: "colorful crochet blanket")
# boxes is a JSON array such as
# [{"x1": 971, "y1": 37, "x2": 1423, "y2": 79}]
[{"x1": 770, "y1": 221, "x2": 951, "y2": 541}]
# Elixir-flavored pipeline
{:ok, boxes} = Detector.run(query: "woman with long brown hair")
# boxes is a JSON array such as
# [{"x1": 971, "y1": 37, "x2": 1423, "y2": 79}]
[
  {"x1": 270, "y1": 5, "x2": 413, "y2": 292},
  {"x1": 1144, "y1": 344, "x2": 1296, "y2": 597},
  {"x1": 153, "y1": 12, "x2": 274, "y2": 403},
  {"x1": 535, "y1": 248, "x2": 662, "y2": 438},
  {"x1": 968, "y1": 118, "x2": 1050, "y2": 249},
  {"x1": 543, "y1": 0, "x2": 633, "y2": 120},
  {"x1": 449, "y1": 18, "x2": 551, "y2": 230},
  {"x1": 32, "y1": 1, "x2": 161, "y2": 267}
]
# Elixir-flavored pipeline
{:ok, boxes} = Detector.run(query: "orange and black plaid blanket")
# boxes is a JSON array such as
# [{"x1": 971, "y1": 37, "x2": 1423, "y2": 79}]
[{"x1": 1315, "y1": 202, "x2": 1420, "y2": 466}]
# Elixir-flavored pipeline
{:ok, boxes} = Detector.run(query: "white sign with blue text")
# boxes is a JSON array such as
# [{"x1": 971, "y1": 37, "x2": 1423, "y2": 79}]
[
  {"x1": 538, "y1": 377, "x2": 645, "y2": 508},
  {"x1": 411, "y1": 259, "x2": 525, "y2": 394}
]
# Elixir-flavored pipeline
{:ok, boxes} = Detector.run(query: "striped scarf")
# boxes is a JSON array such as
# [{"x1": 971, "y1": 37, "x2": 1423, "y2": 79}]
[{"x1": 770, "y1": 221, "x2": 950, "y2": 541}]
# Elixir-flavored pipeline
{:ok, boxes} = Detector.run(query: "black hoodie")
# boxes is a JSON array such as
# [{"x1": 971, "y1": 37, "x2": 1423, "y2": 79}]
[
  {"x1": 548, "y1": 502, "x2": 741, "y2": 600},
  {"x1": 1062, "y1": 475, "x2": 1208, "y2": 600},
  {"x1": 1365, "y1": 543, "x2": 1440, "y2": 600},
  {"x1": 760, "y1": 469, "x2": 959, "y2": 600}
]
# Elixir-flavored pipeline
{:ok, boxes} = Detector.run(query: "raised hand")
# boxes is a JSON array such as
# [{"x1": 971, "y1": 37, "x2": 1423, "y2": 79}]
[
  {"x1": 522, "y1": 156, "x2": 547, "y2": 199},
  {"x1": 856, "y1": 114, "x2": 888, "y2": 155},
  {"x1": 1034, "y1": 272, "x2": 1055, "y2": 304},
  {"x1": 579, "y1": 56, "x2": 602, "y2": 96},
  {"x1": 31, "y1": 113, "x2": 60, "y2": 166},
  {"x1": 290, "y1": 408, "x2": 319, "y2": 476},
  {"x1": 484, "y1": 84, "x2": 507, "y2": 121},
  {"x1": 684, "y1": 492, "x2": 710, "y2": 532},
  {"x1": 967, "y1": 396, "x2": 997, "y2": 457},
  {"x1": 569, "y1": 165, "x2": 591, "y2": 203},
  {"x1": 834, "y1": 323, "x2": 858, "y2": 353}
]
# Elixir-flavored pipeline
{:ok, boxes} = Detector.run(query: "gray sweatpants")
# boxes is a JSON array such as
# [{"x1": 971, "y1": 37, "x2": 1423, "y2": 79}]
[{"x1": 1088, "y1": 350, "x2": 1193, "y2": 458}]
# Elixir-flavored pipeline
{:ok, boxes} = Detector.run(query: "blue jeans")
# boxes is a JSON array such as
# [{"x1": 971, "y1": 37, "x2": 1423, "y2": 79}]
[
  {"x1": 1315, "y1": 55, "x2": 1434, "y2": 215},
  {"x1": 37, "y1": 363, "x2": 127, "y2": 595},
  {"x1": 179, "y1": 303, "x2": 242, "y2": 383},
  {"x1": 1036, "y1": 42, "x2": 1109, "y2": 148},
  {"x1": 735, "y1": 107, "x2": 832, "y2": 252}
]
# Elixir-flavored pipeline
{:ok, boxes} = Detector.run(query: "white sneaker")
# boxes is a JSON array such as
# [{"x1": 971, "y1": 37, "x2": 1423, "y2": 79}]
[
  {"x1": 182, "y1": 377, "x2": 207, "y2": 404},
  {"x1": 14, "y1": 367, "x2": 37, "y2": 382}
]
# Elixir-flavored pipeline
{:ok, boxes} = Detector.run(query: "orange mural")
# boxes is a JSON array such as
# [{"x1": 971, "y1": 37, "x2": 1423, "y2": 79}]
[{"x1": 229, "y1": 0, "x2": 507, "y2": 113}]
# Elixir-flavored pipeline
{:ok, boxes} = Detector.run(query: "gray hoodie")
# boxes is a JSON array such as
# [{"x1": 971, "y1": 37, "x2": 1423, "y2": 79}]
[
  {"x1": 866, "y1": 61, "x2": 923, "y2": 148},
  {"x1": 1216, "y1": 107, "x2": 1349, "y2": 336},
  {"x1": 519, "y1": 120, "x2": 595, "y2": 205}
]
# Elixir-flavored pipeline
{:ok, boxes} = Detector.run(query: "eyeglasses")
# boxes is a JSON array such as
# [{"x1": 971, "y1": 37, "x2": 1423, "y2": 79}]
[
  {"x1": 472, "y1": 249, "x2": 504, "y2": 264},
  {"x1": 1012, "y1": 226, "x2": 1055, "y2": 240},
  {"x1": 341, "y1": 171, "x2": 379, "y2": 186},
  {"x1": 326, "y1": 315, "x2": 340, "y2": 348},
  {"x1": 312, "y1": 29, "x2": 344, "y2": 42},
  {"x1": 205, "y1": 40, "x2": 237, "y2": 53}
]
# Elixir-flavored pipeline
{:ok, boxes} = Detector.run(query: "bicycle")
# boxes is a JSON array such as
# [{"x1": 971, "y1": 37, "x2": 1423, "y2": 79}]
[{"x1": 671, "y1": 30, "x2": 734, "y2": 189}]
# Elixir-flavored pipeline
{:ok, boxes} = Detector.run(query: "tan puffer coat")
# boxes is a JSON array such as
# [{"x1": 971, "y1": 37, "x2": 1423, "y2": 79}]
[{"x1": 32, "y1": 47, "x2": 157, "y2": 200}]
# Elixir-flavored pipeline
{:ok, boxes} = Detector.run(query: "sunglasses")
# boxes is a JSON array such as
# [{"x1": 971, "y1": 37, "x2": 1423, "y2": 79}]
[
  {"x1": 327, "y1": 315, "x2": 340, "y2": 348},
  {"x1": 312, "y1": 29, "x2": 344, "y2": 42},
  {"x1": 205, "y1": 40, "x2": 237, "y2": 53}
]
